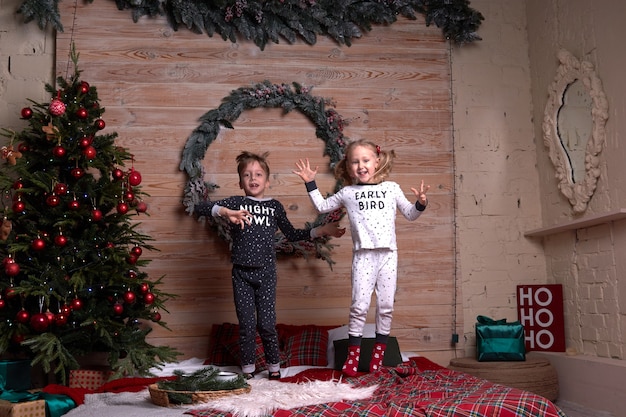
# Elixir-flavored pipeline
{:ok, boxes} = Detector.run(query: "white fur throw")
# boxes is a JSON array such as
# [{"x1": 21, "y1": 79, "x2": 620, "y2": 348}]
[{"x1": 195, "y1": 378, "x2": 378, "y2": 417}]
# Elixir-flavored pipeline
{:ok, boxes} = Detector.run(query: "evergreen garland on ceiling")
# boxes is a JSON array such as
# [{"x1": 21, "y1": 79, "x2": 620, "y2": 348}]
[{"x1": 17, "y1": 0, "x2": 484, "y2": 50}]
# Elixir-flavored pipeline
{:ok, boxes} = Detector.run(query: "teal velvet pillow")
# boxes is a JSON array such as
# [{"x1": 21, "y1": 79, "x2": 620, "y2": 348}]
[{"x1": 333, "y1": 337, "x2": 402, "y2": 372}]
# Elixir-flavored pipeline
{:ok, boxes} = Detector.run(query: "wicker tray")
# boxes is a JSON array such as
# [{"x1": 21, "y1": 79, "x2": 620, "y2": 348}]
[{"x1": 148, "y1": 383, "x2": 252, "y2": 407}]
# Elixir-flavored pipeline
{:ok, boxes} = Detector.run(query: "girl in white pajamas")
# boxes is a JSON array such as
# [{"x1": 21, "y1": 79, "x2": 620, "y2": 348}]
[{"x1": 294, "y1": 139, "x2": 429, "y2": 376}]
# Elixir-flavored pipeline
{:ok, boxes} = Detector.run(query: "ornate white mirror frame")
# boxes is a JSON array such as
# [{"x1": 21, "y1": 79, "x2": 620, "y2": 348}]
[{"x1": 542, "y1": 49, "x2": 609, "y2": 214}]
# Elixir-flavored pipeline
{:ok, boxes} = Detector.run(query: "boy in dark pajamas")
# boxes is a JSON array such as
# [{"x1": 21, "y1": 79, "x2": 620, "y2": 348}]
[{"x1": 195, "y1": 151, "x2": 345, "y2": 379}]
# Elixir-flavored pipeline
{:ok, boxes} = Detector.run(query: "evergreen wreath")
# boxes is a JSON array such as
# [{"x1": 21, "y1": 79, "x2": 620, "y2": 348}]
[
  {"x1": 18, "y1": 0, "x2": 483, "y2": 49},
  {"x1": 180, "y1": 81, "x2": 347, "y2": 267}
]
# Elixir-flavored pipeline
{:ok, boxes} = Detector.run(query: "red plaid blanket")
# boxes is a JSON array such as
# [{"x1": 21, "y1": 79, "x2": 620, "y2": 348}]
[{"x1": 188, "y1": 357, "x2": 566, "y2": 417}]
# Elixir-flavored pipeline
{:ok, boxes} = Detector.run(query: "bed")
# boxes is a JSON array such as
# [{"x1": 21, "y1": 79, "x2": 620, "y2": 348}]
[{"x1": 46, "y1": 323, "x2": 567, "y2": 417}]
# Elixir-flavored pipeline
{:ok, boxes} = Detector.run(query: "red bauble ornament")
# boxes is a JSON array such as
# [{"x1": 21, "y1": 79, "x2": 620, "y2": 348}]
[
  {"x1": 131, "y1": 246, "x2": 143, "y2": 256},
  {"x1": 151, "y1": 312, "x2": 162, "y2": 322},
  {"x1": 112, "y1": 168, "x2": 124, "y2": 180},
  {"x1": 76, "y1": 107, "x2": 88, "y2": 119},
  {"x1": 4, "y1": 265, "x2": 18, "y2": 277},
  {"x1": 127, "y1": 270, "x2": 137, "y2": 279},
  {"x1": 139, "y1": 282, "x2": 149, "y2": 294},
  {"x1": 11, "y1": 334, "x2": 25, "y2": 344},
  {"x1": 12, "y1": 200, "x2": 25, "y2": 213},
  {"x1": 91, "y1": 208, "x2": 103, "y2": 222},
  {"x1": 0, "y1": 299, "x2": 6, "y2": 309},
  {"x1": 12, "y1": 180, "x2": 24, "y2": 190},
  {"x1": 71, "y1": 167, "x2": 85, "y2": 179},
  {"x1": 70, "y1": 298, "x2": 83, "y2": 310},
  {"x1": 136, "y1": 201, "x2": 148, "y2": 213},
  {"x1": 54, "y1": 234, "x2": 68, "y2": 247},
  {"x1": 52, "y1": 145, "x2": 66, "y2": 158},
  {"x1": 79, "y1": 81, "x2": 90, "y2": 94},
  {"x1": 113, "y1": 303, "x2": 124, "y2": 316},
  {"x1": 31, "y1": 237, "x2": 46, "y2": 251},
  {"x1": 18, "y1": 143, "x2": 29, "y2": 153},
  {"x1": 117, "y1": 202, "x2": 129, "y2": 214},
  {"x1": 124, "y1": 190, "x2": 135, "y2": 201},
  {"x1": 46, "y1": 194, "x2": 60, "y2": 207},
  {"x1": 15, "y1": 309, "x2": 30, "y2": 324},
  {"x1": 30, "y1": 313, "x2": 49, "y2": 332},
  {"x1": 83, "y1": 145, "x2": 97, "y2": 159},
  {"x1": 123, "y1": 291, "x2": 136, "y2": 304},
  {"x1": 60, "y1": 304, "x2": 71, "y2": 315},
  {"x1": 128, "y1": 169, "x2": 142, "y2": 186},
  {"x1": 54, "y1": 183, "x2": 68, "y2": 195},
  {"x1": 45, "y1": 309, "x2": 55, "y2": 323},
  {"x1": 55, "y1": 313, "x2": 68, "y2": 327},
  {"x1": 68, "y1": 199, "x2": 80, "y2": 210},
  {"x1": 143, "y1": 292, "x2": 155, "y2": 305},
  {"x1": 4, "y1": 286, "x2": 16, "y2": 298},
  {"x1": 95, "y1": 119, "x2": 106, "y2": 130},
  {"x1": 79, "y1": 136, "x2": 93, "y2": 148},
  {"x1": 49, "y1": 98, "x2": 66, "y2": 116},
  {"x1": 20, "y1": 107, "x2": 33, "y2": 119},
  {"x1": 127, "y1": 254, "x2": 138, "y2": 265}
]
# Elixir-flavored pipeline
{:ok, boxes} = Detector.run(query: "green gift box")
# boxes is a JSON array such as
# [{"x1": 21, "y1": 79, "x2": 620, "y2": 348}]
[
  {"x1": 0, "y1": 360, "x2": 31, "y2": 391},
  {"x1": 476, "y1": 315, "x2": 526, "y2": 362}
]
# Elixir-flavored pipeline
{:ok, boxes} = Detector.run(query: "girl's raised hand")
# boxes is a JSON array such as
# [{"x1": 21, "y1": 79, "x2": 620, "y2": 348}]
[
  {"x1": 410, "y1": 180, "x2": 430, "y2": 206},
  {"x1": 293, "y1": 158, "x2": 318, "y2": 183}
]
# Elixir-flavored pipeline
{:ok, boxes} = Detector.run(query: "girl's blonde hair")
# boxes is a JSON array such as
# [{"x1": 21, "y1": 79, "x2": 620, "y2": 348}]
[
  {"x1": 335, "y1": 139, "x2": 395, "y2": 185},
  {"x1": 236, "y1": 151, "x2": 270, "y2": 178}
]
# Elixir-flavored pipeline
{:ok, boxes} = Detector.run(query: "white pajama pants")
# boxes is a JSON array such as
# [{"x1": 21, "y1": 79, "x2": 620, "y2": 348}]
[{"x1": 348, "y1": 248, "x2": 398, "y2": 337}]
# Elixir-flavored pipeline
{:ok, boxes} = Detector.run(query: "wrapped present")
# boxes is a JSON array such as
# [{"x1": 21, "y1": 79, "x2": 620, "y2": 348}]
[
  {"x1": 0, "y1": 399, "x2": 45, "y2": 417},
  {"x1": 476, "y1": 315, "x2": 526, "y2": 362},
  {"x1": 68, "y1": 367, "x2": 113, "y2": 390},
  {"x1": 0, "y1": 360, "x2": 31, "y2": 391}
]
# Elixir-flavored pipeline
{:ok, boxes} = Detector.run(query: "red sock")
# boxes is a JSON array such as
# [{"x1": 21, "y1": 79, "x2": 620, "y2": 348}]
[
  {"x1": 342, "y1": 345, "x2": 361, "y2": 377},
  {"x1": 369, "y1": 342, "x2": 386, "y2": 372}
]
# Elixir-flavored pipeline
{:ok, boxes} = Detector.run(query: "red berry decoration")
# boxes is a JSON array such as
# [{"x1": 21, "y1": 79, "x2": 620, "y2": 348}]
[
  {"x1": 71, "y1": 167, "x2": 85, "y2": 179},
  {"x1": 95, "y1": 119, "x2": 106, "y2": 130},
  {"x1": 83, "y1": 145, "x2": 97, "y2": 159},
  {"x1": 54, "y1": 234, "x2": 68, "y2": 247},
  {"x1": 79, "y1": 81, "x2": 90, "y2": 94},
  {"x1": 30, "y1": 313, "x2": 50, "y2": 332},
  {"x1": 76, "y1": 107, "x2": 88, "y2": 119},
  {"x1": 31, "y1": 237, "x2": 46, "y2": 251},
  {"x1": 16, "y1": 309, "x2": 30, "y2": 324},
  {"x1": 117, "y1": 202, "x2": 129, "y2": 214},
  {"x1": 52, "y1": 145, "x2": 66, "y2": 158},
  {"x1": 46, "y1": 194, "x2": 60, "y2": 207},
  {"x1": 91, "y1": 208, "x2": 103, "y2": 222},
  {"x1": 49, "y1": 98, "x2": 66, "y2": 116},
  {"x1": 113, "y1": 303, "x2": 124, "y2": 316},
  {"x1": 123, "y1": 291, "x2": 136, "y2": 304},
  {"x1": 128, "y1": 169, "x2": 142, "y2": 186},
  {"x1": 143, "y1": 292, "x2": 155, "y2": 305},
  {"x1": 20, "y1": 107, "x2": 33, "y2": 119}
]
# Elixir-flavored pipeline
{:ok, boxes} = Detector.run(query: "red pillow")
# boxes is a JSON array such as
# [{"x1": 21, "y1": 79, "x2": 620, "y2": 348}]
[
  {"x1": 282, "y1": 326, "x2": 329, "y2": 367},
  {"x1": 205, "y1": 323, "x2": 239, "y2": 366}
]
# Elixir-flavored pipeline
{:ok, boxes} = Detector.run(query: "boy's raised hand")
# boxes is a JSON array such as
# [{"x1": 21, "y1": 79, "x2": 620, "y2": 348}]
[{"x1": 293, "y1": 158, "x2": 318, "y2": 183}]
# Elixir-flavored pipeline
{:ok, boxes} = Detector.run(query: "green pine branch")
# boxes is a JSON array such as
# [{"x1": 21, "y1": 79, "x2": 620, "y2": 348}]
[{"x1": 16, "y1": 0, "x2": 483, "y2": 49}]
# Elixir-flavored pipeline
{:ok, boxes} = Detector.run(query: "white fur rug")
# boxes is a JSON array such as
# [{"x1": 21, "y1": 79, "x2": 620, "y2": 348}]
[
  {"x1": 195, "y1": 378, "x2": 378, "y2": 417},
  {"x1": 63, "y1": 379, "x2": 377, "y2": 417}
]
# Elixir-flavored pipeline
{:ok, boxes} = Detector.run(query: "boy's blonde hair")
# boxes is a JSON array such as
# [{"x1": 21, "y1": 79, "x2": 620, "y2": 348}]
[
  {"x1": 236, "y1": 151, "x2": 270, "y2": 178},
  {"x1": 335, "y1": 139, "x2": 395, "y2": 185}
]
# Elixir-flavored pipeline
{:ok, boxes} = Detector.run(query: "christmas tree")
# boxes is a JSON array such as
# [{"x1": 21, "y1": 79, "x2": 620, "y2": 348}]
[{"x1": 0, "y1": 46, "x2": 179, "y2": 383}]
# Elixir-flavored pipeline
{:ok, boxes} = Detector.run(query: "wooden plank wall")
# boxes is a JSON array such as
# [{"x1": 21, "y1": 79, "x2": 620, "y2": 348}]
[{"x1": 55, "y1": 1, "x2": 458, "y2": 365}]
